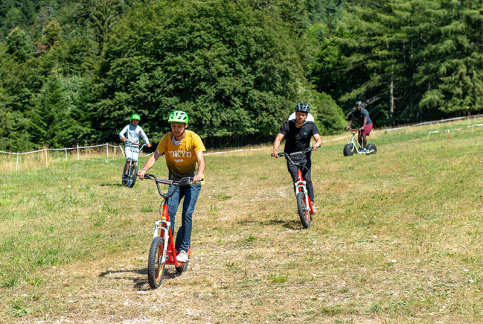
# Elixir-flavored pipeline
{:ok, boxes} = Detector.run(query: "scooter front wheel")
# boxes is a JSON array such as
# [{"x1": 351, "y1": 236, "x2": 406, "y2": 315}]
[
  {"x1": 127, "y1": 165, "x2": 138, "y2": 188},
  {"x1": 148, "y1": 236, "x2": 165, "y2": 289},
  {"x1": 296, "y1": 192, "x2": 311, "y2": 229},
  {"x1": 343, "y1": 144, "x2": 354, "y2": 156}
]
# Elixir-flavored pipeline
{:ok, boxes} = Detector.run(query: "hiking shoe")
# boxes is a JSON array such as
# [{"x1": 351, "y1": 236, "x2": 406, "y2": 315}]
[{"x1": 177, "y1": 250, "x2": 189, "y2": 263}]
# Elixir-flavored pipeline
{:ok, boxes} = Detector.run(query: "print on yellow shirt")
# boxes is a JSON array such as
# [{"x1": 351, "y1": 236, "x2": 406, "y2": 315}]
[{"x1": 156, "y1": 130, "x2": 206, "y2": 181}]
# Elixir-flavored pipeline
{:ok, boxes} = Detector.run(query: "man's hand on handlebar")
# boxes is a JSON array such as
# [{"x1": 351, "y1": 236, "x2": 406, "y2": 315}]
[
  {"x1": 121, "y1": 137, "x2": 126, "y2": 141},
  {"x1": 192, "y1": 174, "x2": 203, "y2": 184},
  {"x1": 138, "y1": 168, "x2": 147, "y2": 179},
  {"x1": 271, "y1": 150, "x2": 279, "y2": 158},
  {"x1": 147, "y1": 143, "x2": 152, "y2": 147},
  {"x1": 312, "y1": 143, "x2": 320, "y2": 151},
  {"x1": 345, "y1": 125, "x2": 351, "y2": 131}
]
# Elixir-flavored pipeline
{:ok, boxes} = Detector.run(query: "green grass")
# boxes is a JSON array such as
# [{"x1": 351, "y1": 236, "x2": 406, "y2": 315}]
[{"x1": 0, "y1": 119, "x2": 482, "y2": 323}]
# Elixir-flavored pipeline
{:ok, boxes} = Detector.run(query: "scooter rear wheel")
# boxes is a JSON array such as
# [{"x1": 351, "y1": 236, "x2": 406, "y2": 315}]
[
  {"x1": 366, "y1": 144, "x2": 377, "y2": 155},
  {"x1": 176, "y1": 259, "x2": 189, "y2": 273}
]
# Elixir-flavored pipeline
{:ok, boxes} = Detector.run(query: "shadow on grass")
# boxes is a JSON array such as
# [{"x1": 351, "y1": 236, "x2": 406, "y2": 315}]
[
  {"x1": 98, "y1": 267, "x2": 184, "y2": 290},
  {"x1": 98, "y1": 183, "x2": 124, "y2": 187},
  {"x1": 281, "y1": 220, "x2": 307, "y2": 230},
  {"x1": 240, "y1": 219, "x2": 304, "y2": 230}
]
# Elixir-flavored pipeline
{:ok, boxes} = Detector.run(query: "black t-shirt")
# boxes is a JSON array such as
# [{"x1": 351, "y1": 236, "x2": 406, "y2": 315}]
[
  {"x1": 352, "y1": 108, "x2": 372, "y2": 126},
  {"x1": 279, "y1": 120, "x2": 320, "y2": 154}
]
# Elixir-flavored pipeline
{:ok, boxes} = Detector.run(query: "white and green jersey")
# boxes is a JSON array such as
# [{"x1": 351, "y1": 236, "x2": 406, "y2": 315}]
[{"x1": 119, "y1": 124, "x2": 150, "y2": 146}]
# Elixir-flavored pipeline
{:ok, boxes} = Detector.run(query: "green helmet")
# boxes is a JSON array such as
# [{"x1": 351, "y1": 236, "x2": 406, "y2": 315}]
[
  {"x1": 168, "y1": 111, "x2": 189, "y2": 123},
  {"x1": 131, "y1": 114, "x2": 141, "y2": 121}
]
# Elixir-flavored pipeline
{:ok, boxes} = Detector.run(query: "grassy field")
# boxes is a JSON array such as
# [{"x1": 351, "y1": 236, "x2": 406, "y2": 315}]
[{"x1": 1, "y1": 119, "x2": 482, "y2": 323}]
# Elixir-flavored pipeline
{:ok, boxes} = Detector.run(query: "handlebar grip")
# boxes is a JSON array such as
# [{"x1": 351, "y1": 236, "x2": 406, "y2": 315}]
[
  {"x1": 125, "y1": 140, "x2": 140, "y2": 145},
  {"x1": 185, "y1": 177, "x2": 204, "y2": 184},
  {"x1": 277, "y1": 152, "x2": 284, "y2": 157},
  {"x1": 144, "y1": 173, "x2": 155, "y2": 180}
]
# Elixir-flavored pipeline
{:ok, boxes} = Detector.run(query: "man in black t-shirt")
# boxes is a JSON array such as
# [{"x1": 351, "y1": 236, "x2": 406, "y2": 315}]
[{"x1": 271, "y1": 103, "x2": 323, "y2": 210}]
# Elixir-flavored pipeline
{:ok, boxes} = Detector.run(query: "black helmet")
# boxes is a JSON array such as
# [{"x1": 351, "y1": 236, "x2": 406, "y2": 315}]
[
  {"x1": 295, "y1": 103, "x2": 310, "y2": 113},
  {"x1": 356, "y1": 101, "x2": 362, "y2": 106}
]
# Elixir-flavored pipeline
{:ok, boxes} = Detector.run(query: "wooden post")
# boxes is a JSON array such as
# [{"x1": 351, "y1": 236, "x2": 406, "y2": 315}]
[
  {"x1": 77, "y1": 145, "x2": 80, "y2": 161},
  {"x1": 106, "y1": 143, "x2": 109, "y2": 158}
]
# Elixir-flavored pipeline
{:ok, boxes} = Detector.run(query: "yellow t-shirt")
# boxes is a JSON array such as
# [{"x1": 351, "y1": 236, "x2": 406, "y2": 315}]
[{"x1": 156, "y1": 130, "x2": 206, "y2": 181}]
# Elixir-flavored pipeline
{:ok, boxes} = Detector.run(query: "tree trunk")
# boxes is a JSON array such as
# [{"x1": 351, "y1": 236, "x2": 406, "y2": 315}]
[{"x1": 389, "y1": 67, "x2": 394, "y2": 126}]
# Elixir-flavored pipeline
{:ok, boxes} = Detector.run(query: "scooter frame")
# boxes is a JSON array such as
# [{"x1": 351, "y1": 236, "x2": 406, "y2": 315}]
[{"x1": 343, "y1": 129, "x2": 377, "y2": 156}]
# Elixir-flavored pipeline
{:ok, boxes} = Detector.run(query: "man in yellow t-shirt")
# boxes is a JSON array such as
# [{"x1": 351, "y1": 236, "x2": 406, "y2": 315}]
[{"x1": 138, "y1": 111, "x2": 206, "y2": 263}]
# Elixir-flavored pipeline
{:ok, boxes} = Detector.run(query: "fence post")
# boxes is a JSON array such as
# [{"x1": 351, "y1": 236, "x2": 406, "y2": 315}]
[
  {"x1": 77, "y1": 145, "x2": 80, "y2": 161},
  {"x1": 65, "y1": 148, "x2": 68, "y2": 162},
  {"x1": 106, "y1": 143, "x2": 109, "y2": 158},
  {"x1": 16, "y1": 153, "x2": 19, "y2": 172},
  {"x1": 45, "y1": 148, "x2": 48, "y2": 168}
]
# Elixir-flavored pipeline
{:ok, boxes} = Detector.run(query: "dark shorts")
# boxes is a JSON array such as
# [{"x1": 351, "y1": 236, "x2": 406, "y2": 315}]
[{"x1": 360, "y1": 123, "x2": 373, "y2": 136}]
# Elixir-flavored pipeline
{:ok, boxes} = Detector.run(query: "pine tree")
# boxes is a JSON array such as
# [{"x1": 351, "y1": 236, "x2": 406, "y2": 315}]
[
  {"x1": 310, "y1": 0, "x2": 410, "y2": 125},
  {"x1": 411, "y1": 0, "x2": 482, "y2": 117},
  {"x1": 28, "y1": 76, "x2": 71, "y2": 147},
  {"x1": 44, "y1": 20, "x2": 62, "y2": 49},
  {"x1": 90, "y1": 0, "x2": 117, "y2": 53},
  {"x1": 6, "y1": 27, "x2": 31, "y2": 62}
]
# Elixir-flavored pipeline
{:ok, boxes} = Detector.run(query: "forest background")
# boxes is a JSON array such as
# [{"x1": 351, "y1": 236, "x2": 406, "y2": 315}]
[{"x1": 0, "y1": 0, "x2": 481, "y2": 151}]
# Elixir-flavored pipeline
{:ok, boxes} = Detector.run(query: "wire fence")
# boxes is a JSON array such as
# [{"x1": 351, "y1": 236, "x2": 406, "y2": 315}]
[
  {"x1": 1, "y1": 115, "x2": 482, "y2": 172},
  {"x1": 0, "y1": 144, "x2": 123, "y2": 172}
]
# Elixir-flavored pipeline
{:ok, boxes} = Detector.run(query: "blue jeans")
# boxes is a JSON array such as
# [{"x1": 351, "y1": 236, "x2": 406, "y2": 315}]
[{"x1": 167, "y1": 184, "x2": 202, "y2": 253}]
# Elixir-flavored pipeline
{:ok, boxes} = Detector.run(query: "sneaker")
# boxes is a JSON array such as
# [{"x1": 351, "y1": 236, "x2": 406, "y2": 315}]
[
  {"x1": 362, "y1": 148, "x2": 369, "y2": 153},
  {"x1": 177, "y1": 250, "x2": 189, "y2": 263}
]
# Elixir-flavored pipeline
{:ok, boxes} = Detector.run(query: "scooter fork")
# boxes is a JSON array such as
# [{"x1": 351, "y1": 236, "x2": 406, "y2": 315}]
[
  {"x1": 294, "y1": 180, "x2": 310, "y2": 211},
  {"x1": 152, "y1": 219, "x2": 170, "y2": 264}
]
